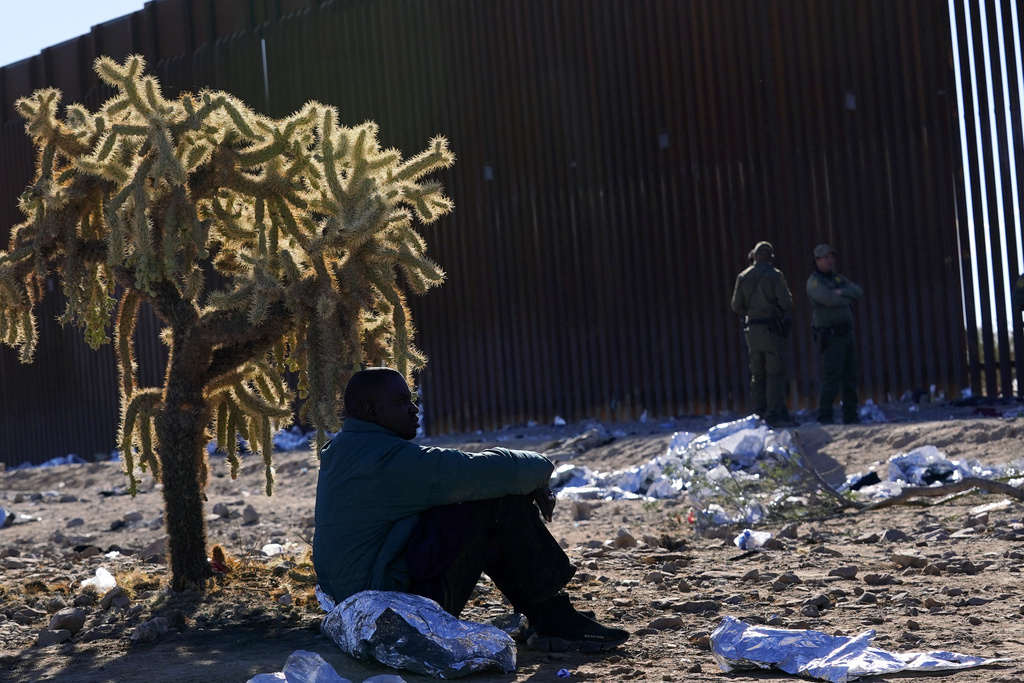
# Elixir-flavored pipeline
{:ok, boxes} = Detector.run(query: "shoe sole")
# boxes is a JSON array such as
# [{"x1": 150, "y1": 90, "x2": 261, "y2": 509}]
[{"x1": 527, "y1": 633, "x2": 629, "y2": 653}]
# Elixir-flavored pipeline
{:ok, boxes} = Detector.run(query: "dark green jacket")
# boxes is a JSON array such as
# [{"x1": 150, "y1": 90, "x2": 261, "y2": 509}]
[
  {"x1": 731, "y1": 261, "x2": 793, "y2": 321},
  {"x1": 806, "y1": 269, "x2": 863, "y2": 328},
  {"x1": 313, "y1": 417, "x2": 554, "y2": 602}
]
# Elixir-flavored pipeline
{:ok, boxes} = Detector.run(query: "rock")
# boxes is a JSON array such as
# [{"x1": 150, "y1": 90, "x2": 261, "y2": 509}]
[
  {"x1": 966, "y1": 512, "x2": 988, "y2": 528},
  {"x1": 775, "y1": 571, "x2": 802, "y2": 585},
  {"x1": 45, "y1": 596, "x2": 67, "y2": 613},
  {"x1": 778, "y1": 522, "x2": 799, "y2": 539},
  {"x1": 676, "y1": 579, "x2": 691, "y2": 592},
  {"x1": 890, "y1": 553, "x2": 928, "y2": 569},
  {"x1": 78, "y1": 624, "x2": 118, "y2": 642},
  {"x1": 809, "y1": 545, "x2": 842, "y2": 557},
  {"x1": 689, "y1": 632, "x2": 711, "y2": 649},
  {"x1": 139, "y1": 537, "x2": 167, "y2": 562},
  {"x1": 212, "y1": 502, "x2": 231, "y2": 518},
  {"x1": 642, "y1": 534, "x2": 662, "y2": 548},
  {"x1": 130, "y1": 617, "x2": 170, "y2": 643},
  {"x1": 863, "y1": 573, "x2": 898, "y2": 586},
  {"x1": 883, "y1": 529, "x2": 909, "y2": 542},
  {"x1": 858, "y1": 592, "x2": 878, "y2": 604},
  {"x1": 804, "y1": 594, "x2": 832, "y2": 610},
  {"x1": 36, "y1": 629, "x2": 72, "y2": 646},
  {"x1": 75, "y1": 545, "x2": 101, "y2": 560},
  {"x1": 613, "y1": 528, "x2": 637, "y2": 548},
  {"x1": 676, "y1": 600, "x2": 720, "y2": 614},
  {"x1": 801, "y1": 604, "x2": 820, "y2": 618},
  {"x1": 741, "y1": 569, "x2": 759, "y2": 582},
  {"x1": 242, "y1": 505, "x2": 260, "y2": 525},
  {"x1": 4, "y1": 557, "x2": 27, "y2": 569},
  {"x1": 968, "y1": 616, "x2": 982, "y2": 625},
  {"x1": 73, "y1": 593, "x2": 96, "y2": 607},
  {"x1": 123, "y1": 511, "x2": 144, "y2": 523},
  {"x1": 828, "y1": 565, "x2": 858, "y2": 579},
  {"x1": 648, "y1": 615, "x2": 683, "y2": 630},
  {"x1": 12, "y1": 607, "x2": 47, "y2": 624},
  {"x1": 906, "y1": 619, "x2": 920, "y2": 630},
  {"x1": 100, "y1": 586, "x2": 126, "y2": 610},
  {"x1": 855, "y1": 532, "x2": 880, "y2": 544},
  {"x1": 278, "y1": 593, "x2": 293, "y2": 606},
  {"x1": 66, "y1": 518, "x2": 85, "y2": 528},
  {"x1": 644, "y1": 571, "x2": 664, "y2": 584},
  {"x1": 59, "y1": 494, "x2": 79, "y2": 503},
  {"x1": 48, "y1": 608, "x2": 86, "y2": 634}
]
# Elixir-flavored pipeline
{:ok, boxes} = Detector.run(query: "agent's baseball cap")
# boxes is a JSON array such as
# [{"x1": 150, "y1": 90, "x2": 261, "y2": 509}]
[
  {"x1": 813, "y1": 243, "x2": 836, "y2": 259},
  {"x1": 753, "y1": 241, "x2": 774, "y2": 256}
]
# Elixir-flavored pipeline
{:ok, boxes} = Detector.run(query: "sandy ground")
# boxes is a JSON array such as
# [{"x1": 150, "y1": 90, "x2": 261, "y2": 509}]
[{"x1": 3, "y1": 399, "x2": 1024, "y2": 682}]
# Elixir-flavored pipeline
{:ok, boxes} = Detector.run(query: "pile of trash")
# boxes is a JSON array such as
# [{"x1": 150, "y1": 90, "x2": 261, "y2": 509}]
[
  {"x1": 550, "y1": 415, "x2": 808, "y2": 527},
  {"x1": 549, "y1": 414, "x2": 1024, "y2": 528},
  {"x1": 839, "y1": 445, "x2": 1024, "y2": 499}
]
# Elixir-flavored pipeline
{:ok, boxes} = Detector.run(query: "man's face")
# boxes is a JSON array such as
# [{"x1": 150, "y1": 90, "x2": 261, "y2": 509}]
[
  {"x1": 366, "y1": 373, "x2": 420, "y2": 440},
  {"x1": 815, "y1": 252, "x2": 836, "y2": 272}
]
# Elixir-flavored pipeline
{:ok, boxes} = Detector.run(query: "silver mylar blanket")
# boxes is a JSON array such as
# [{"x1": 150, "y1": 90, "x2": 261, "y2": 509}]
[
  {"x1": 710, "y1": 616, "x2": 1008, "y2": 683},
  {"x1": 321, "y1": 590, "x2": 516, "y2": 679}
]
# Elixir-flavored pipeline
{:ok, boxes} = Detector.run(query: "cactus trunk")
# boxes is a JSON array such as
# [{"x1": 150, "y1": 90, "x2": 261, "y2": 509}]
[{"x1": 156, "y1": 340, "x2": 213, "y2": 591}]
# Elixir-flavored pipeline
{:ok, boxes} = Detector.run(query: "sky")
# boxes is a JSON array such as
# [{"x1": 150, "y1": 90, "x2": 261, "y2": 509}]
[{"x1": 0, "y1": 0, "x2": 149, "y2": 68}]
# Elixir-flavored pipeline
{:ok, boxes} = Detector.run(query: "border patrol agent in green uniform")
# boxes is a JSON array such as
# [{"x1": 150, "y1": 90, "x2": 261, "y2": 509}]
[
  {"x1": 731, "y1": 241, "x2": 796, "y2": 428},
  {"x1": 806, "y1": 244, "x2": 863, "y2": 424}
]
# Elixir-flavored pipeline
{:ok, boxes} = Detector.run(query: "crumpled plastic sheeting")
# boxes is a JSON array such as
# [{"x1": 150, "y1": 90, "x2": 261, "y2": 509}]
[
  {"x1": 553, "y1": 415, "x2": 792, "y2": 500},
  {"x1": 839, "y1": 445, "x2": 1018, "y2": 500},
  {"x1": 320, "y1": 590, "x2": 515, "y2": 679},
  {"x1": 710, "y1": 616, "x2": 1007, "y2": 683},
  {"x1": 247, "y1": 649, "x2": 354, "y2": 683},
  {"x1": 552, "y1": 415, "x2": 801, "y2": 526}
]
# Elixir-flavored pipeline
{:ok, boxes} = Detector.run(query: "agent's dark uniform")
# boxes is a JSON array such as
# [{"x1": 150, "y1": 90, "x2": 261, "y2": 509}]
[
  {"x1": 731, "y1": 241, "x2": 794, "y2": 427},
  {"x1": 806, "y1": 244, "x2": 863, "y2": 424}
]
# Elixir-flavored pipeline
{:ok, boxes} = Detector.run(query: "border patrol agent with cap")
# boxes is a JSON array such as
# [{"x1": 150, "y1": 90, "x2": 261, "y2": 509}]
[
  {"x1": 731, "y1": 241, "x2": 796, "y2": 428},
  {"x1": 807, "y1": 244, "x2": 863, "y2": 424}
]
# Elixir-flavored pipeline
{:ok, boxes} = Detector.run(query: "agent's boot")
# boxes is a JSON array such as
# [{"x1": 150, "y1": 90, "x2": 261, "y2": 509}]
[{"x1": 526, "y1": 594, "x2": 629, "y2": 653}]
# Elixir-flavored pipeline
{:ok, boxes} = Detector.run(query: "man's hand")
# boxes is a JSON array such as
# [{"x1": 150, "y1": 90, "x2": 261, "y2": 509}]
[{"x1": 532, "y1": 485, "x2": 557, "y2": 522}]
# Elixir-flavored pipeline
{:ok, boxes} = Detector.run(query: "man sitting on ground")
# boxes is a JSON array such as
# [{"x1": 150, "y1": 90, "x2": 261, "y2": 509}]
[{"x1": 313, "y1": 366, "x2": 629, "y2": 653}]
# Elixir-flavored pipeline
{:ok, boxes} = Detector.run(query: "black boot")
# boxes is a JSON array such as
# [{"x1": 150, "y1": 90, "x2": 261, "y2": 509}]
[{"x1": 527, "y1": 594, "x2": 629, "y2": 653}]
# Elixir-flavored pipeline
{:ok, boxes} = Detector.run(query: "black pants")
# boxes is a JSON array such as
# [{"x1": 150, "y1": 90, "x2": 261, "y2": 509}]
[{"x1": 405, "y1": 495, "x2": 576, "y2": 620}]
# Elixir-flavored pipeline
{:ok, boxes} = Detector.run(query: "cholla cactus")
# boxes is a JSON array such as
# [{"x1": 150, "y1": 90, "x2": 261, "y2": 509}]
[{"x1": 0, "y1": 56, "x2": 454, "y2": 590}]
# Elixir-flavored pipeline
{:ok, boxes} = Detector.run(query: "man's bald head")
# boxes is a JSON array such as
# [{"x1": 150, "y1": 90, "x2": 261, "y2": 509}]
[
  {"x1": 343, "y1": 368, "x2": 420, "y2": 439},
  {"x1": 344, "y1": 368, "x2": 404, "y2": 417}
]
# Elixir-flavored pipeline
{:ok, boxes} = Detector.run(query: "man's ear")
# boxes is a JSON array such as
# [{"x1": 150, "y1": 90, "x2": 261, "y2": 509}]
[{"x1": 362, "y1": 400, "x2": 378, "y2": 420}]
